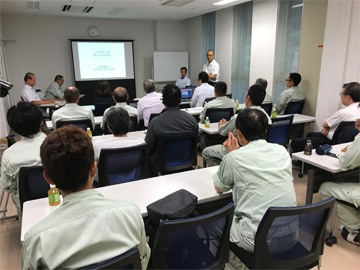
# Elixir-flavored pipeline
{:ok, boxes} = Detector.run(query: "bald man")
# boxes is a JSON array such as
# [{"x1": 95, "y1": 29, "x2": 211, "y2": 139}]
[
  {"x1": 101, "y1": 87, "x2": 139, "y2": 130},
  {"x1": 52, "y1": 86, "x2": 95, "y2": 130}
]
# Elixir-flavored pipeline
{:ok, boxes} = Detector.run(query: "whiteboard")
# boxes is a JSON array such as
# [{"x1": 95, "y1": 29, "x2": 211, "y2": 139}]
[{"x1": 153, "y1": 52, "x2": 188, "y2": 82}]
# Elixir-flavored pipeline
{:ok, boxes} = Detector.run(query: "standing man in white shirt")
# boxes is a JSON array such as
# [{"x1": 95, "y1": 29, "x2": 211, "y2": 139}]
[
  {"x1": 190, "y1": 72, "x2": 215, "y2": 108},
  {"x1": 137, "y1": 79, "x2": 164, "y2": 127},
  {"x1": 21, "y1": 72, "x2": 56, "y2": 105},
  {"x1": 202, "y1": 50, "x2": 220, "y2": 86},
  {"x1": 175, "y1": 67, "x2": 191, "y2": 89},
  {"x1": 52, "y1": 86, "x2": 95, "y2": 130}
]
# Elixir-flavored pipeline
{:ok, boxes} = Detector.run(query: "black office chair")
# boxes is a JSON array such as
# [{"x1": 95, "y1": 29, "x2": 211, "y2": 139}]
[
  {"x1": 48, "y1": 107, "x2": 61, "y2": 120},
  {"x1": 230, "y1": 197, "x2": 335, "y2": 270},
  {"x1": 284, "y1": 100, "x2": 305, "y2": 115},
  {"x1": 56, "y1": 119, "x2": 93, "y2": 131},
  {"x1": 260, "y1": 103, "x2": 273, "y2": 116},
  {"x1": 94, "y1": 102, "x2": 115, "y2": 116},
  {"x1": 151, "y1": 203, "x2": 235, "y2": 270},
  {"x1": 18, "y1": 165, "x2": 49, "y2": 212},
  {"x1": 331, "y1": 121, "x2": 359, "y2": 144},
  {"x1": 226, "y1": 94, "x2": 232, "y2": 99},
  {"x1": 126, "y1": 100, "x2": 138, "y2": 109},
  {"x1": 203, "y1": 97, "x2": 216, "y2": 106},
  {"x1": 268, "y1": 115, "x2": 294, "y2": 147},
  {"x1": 98, "y1": 144, "x2": 148, "y2": 187},
  {"x1": 157, "y1": 132, "x2": 198, "y2": 175},
  {"x1": 104, "y1": 115, "x2": 138, "y2": 134},
  {"x1": 77, "y1": 248, "x2": 142, "y2": 270},
  {"x1": 205, "y1": 108, "x2": 234, "y2": 123},
  {"x1": 326, "y1": 198, "x2": 360, "y2": 246},
  {"x1": 148, "y1": 113, "x2": 161, "y2": 125}
]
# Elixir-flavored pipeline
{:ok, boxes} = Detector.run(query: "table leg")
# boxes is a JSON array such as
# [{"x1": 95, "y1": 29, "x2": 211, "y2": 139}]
[{"x1": 305, "y1": 168, "x2": 316, "y2": 205}]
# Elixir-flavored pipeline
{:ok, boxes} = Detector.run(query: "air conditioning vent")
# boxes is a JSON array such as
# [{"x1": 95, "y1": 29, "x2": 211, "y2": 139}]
[
  {"x1": 27, "y1": 1, "x2": 40, "y2": 11},
  {"x1": 61, "y1": 5, "x2": 94, "y2": 13},
  {"x1": 161, "y1": 0, "x2": 194, "y2": 7}
]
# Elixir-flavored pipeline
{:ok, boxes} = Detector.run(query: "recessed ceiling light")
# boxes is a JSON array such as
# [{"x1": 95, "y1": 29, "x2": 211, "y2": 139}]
[{"x1": 213, "y1": 0, "x2": 237, "y2": 6}]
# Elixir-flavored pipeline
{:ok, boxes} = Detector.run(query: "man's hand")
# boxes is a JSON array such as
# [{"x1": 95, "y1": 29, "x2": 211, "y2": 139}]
[
  {"x1": 341, "y1": 146, "x2": 348, "y2": 152},
  {"x1": 224, "y1": 132, "x2": 239, "y2": 153},
  {"x1": 214, "y1": 183, "x2": 222, "y2": 193},
  {"x1": 321, "y1": 127, "x2": 329, "y2": 136},
  {"x1": 218, "y1": 118, "x2": 227, "y2": 127}
]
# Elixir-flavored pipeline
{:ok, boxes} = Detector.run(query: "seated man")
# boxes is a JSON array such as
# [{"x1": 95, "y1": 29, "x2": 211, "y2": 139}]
[
  {"x1": 275, "y1": 72, "x2": 304, "y2": 115},
  {"x1": 175, "y1": 67, "x2": 191, "y2": 89},
  {"x1": 213, "y1": 108, "x2": 297, "y2": 261},
  {"x1": 0, "y1": 101, "x2": 46, "y2": 216},
  {"x1": 145, "y1": 84, "x2": 198, "y2": 176},
  {"x1": 101, "y1": 87, "x2": 139, "y2": 130},
  {"x1": 190, "y1": 71, "x2": 215, "y2": 108},
  {"x1": 21, "y1": 72, "x2": 56, "y2": 105},
  {"x1": 52, "y1": 86, "x2": 95, "y2": 130},
  {"x1": 255, "y1": 78, "x2": 273, "y2": 104},
  {"x1": 319, "y1": 118, "x2": 360, "y2": 246},
  {"x1": 291, "y1": 82, "x2": 360, "y2": 153},
  {"x1": 44, "y1": 75, "x2": 64, "y2": 99},
  {"x1": 137, "y1": 79, "x2": 164, "y2": 127},
  {"x1": 94, "y1": 107, "x2": 145, "y2": 162},
  {"x1": 202, "y1": 84, "x2": 271, "y2": 166},
  {"x1": 21, "y1": 126, "x2": 150, "y2": 269},
  {"x1": 199, "y1": 81, "x2": 236, "y2": 123}
]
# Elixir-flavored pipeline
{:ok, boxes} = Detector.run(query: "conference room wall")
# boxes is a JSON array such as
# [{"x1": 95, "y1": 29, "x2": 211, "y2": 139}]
[
  {"x1": 2, "y1": 15, "x2": 157, "y2": 103},
  {"x1": 184, "y1": 16, "x2": 202, "y2": 87},
  {"x1": 249, "y1": 0, "x2": 278, "y2": 96},
  {"x1": 315, "y1": 0, "x2": 360, "y2": 132},
  {"x1": 154, "y1": 21, "x2": 187, "y2": 52},
  {"x1": 215, "y1": 7, "x2": 234, "y2": 90}
]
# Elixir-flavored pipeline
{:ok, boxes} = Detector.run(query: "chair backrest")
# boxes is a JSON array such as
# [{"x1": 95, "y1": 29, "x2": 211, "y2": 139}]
[
  {"x1": 98, "y1": 143, "x2": 148, "y2": 187},
  {"x1": 94, "y1": 102, "x2": 115, "y2": 116},
  {"x1": 205, "y1": 108, "x2": 234, "y2": 123},
  {"x1": 226, "y1": 94, "x2": 232, "y2": 99},
  {"x1": 283, "y1": 100, "x2": 305, "y2": 115},
  {"x1": 332, "y1": 121, "x2": 359, "y2": 144},
  {"x1": 18, "y1": 166, "x2": 48, "y2": 212},
  {"x1": 56, "y1": 119, "x2": 93, "y2": 131},
  {"x1": 260, "y1": 103, "x2": 273, "y2": 116},
  {"x1": 157, "y1": 132, "x2": 198, "y2": 175},
  {"x1": 152, "y1": 203, "x2": 235, "y2": 270},
  {"x1": 268, "y1": 115, "x2": 294, "y2": 146},
  {"x1": 104, "y1": 116, "x2": 138, "y2": 135},
  {"x1": 48, "y1": 107, "x2": 61, "y2": 120},
  {"x1": 126, "y1": 100, "x2": 138, "y2": 109},
  {"x1": 148, "y1": 113, "x2": 160, "y2": 125},
  {"x1": 252, "y1": 197, "x2": 336, "y2": 269},
  {"x1": 203, "y1": 97, "x2": 216, "y2": 106},
  {"x1": 77, "y1": 248, "x2": 142, "y2": 270}
]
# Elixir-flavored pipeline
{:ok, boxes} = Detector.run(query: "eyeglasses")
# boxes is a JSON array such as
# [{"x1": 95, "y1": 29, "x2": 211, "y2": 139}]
[
  {"x1": 285, "y1": 79, "x2": 292, "y2": 82},
  {"x1": 207, "y1": 54, "x2": 213, "y2": 57}
]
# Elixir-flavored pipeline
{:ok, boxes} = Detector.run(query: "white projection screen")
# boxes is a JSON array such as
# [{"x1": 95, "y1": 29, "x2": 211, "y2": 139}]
[{"x1": 71, "y1": 40, "x2": 135, "y2": 81}]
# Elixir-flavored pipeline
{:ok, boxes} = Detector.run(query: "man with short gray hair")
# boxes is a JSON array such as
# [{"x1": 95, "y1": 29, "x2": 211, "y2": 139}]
[
  {"x1": 255, "y1": 78, "x2": 273, "y2": 104},
  {"x1": 52, "y1": 86, "x2": 95, "y2": 130},
  {"x1": 137, "y1": 79, "x2": 164, "y2": 127}
]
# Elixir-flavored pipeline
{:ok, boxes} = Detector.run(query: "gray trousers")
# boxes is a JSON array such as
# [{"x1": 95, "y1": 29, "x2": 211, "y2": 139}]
[
  {"x1": 319, "y1": 181, "x2": 360, "y2": 232},
  {"x1": 202, "y1": 144, "x2": 228, "y2": 167}
]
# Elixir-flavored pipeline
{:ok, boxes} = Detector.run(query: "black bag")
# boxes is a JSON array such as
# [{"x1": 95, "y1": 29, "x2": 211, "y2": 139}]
[{"x1": 146, "y1": 189, "x2": 198, "y2": 248}]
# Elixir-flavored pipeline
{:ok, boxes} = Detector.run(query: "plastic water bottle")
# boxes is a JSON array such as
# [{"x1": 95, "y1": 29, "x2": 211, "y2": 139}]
[
  {"x1": 204, "y1": 117, "x2": 210, "y2": 128},
  {"x1": 86, "y1": 127, "x2": 92, "y2": 140},
  {"x1": 236, "y1": 100, "x2": 239, "y2": 109},
  {"x1": 48, "y1": 184, "x2": 61, "y2": 206},
  {"x1": 271, "y1": 105, "x2": 277, "y2": 118},
  {"x1": 54, "y1": 101, "x2": 59, "y2": 108}
]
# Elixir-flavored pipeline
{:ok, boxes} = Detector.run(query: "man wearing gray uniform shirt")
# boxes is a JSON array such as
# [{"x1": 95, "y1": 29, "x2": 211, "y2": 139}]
[{"x1": 202, "y1": 84, "x2": 271, "y2": 166}]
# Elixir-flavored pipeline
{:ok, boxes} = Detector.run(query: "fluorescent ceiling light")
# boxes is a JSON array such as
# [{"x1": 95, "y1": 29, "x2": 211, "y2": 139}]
[
  {"x1": 292, "y1": 3, "x2": 304, "y2": 8},
  {"x1": 213, "y1": 0, "x2": 237, "y2": 6}
]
